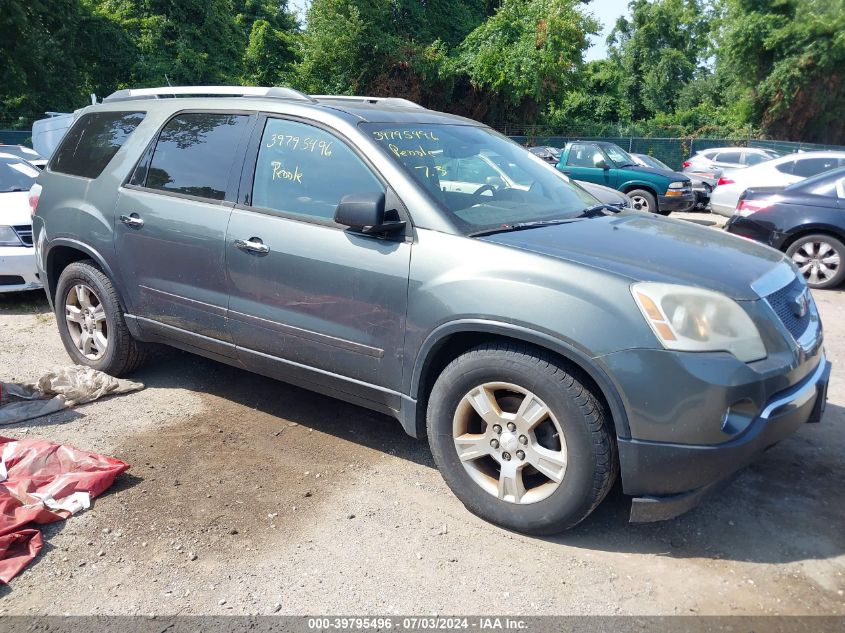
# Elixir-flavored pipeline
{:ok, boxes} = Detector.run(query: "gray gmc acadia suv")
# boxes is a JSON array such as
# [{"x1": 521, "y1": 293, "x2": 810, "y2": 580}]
[{"x1": 31, "y1": 86, "x2": 830, "y2": 534}]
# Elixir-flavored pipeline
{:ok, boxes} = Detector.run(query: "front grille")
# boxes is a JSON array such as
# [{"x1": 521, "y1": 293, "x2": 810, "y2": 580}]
[
  {"x1": 0, "y1": 275, "x2": 25, "y2": 286},
  {"x1": 12, "y1": 225, "x2": 33, "y2": 247},
  {"x1": 765, "y1": 276, "x2": 812, "y2": 340}
]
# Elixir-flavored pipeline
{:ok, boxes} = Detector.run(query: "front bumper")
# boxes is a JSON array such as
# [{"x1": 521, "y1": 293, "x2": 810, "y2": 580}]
[
  {"x1": 617, "y1": 352, "x2": 830, "y2": 522},
  {"x1": 0, "y1": 246, "x2": 42, "y2": 293},
  {"x1": 657, "y1": 192, "x2": 695, "y2": 213}
]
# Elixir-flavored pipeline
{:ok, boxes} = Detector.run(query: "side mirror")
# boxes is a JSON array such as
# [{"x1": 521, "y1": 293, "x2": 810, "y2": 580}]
[
  {"x1": 334, "y1": 192, "x2": 405, "y2": 235},
  {"x1": 485, "y1": 176, "x2": 504, "y2": 187},
  {"x1": 593, "y1": 154, "x2": 610, "y2": 170}
]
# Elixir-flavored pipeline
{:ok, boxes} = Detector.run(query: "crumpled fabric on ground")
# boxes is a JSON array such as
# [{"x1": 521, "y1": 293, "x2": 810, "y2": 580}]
[
  {"x1": 0, "y1": 365, "x2": 144, "y2": 425},
  {"x1": 0, "y1": 436, "x2": 129, "y2": 583}
]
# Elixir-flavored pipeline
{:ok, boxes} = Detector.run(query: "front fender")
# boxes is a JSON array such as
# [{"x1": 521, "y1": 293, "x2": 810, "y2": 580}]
[
  {"x1": 409, "y1": 318, "x2": 632, "y2": 439},
  {"x1": 620, "y1": 179, "x2": 663, "y2": 194}
]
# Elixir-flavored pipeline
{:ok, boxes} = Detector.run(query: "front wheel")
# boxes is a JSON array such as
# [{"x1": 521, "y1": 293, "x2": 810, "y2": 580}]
[
  {"x1": 627, "y1": 189, "x2": 661, "y2": 215},
  {"x1": 426, "y1": 343, "x2": 617, "y2": 534},
  {"x1": 786, "y1": 234, "x2": 845, "y2": 289}
]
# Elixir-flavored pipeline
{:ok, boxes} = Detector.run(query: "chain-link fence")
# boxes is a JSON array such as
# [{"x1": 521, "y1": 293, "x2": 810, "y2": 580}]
[{"x1": 507, "y1": 134, "x2": 845, "y2": 171}]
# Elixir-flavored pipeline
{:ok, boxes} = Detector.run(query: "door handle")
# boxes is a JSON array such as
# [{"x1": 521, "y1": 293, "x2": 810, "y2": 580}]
[
  {"x1": 234, "y1": 237, "x2": 270, "y2": 254},
  {"x1": 119, "y1": 213, "x2": 144, "y2": 228}
]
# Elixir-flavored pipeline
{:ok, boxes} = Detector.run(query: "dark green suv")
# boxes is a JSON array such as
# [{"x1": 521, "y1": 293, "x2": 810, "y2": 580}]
[{"x1": 557, "y1": 141, "x2": 694, "y2": 215}]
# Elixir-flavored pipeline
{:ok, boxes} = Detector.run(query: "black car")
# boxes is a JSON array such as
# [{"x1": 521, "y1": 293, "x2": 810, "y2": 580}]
[
  {"x1": 726, "y1": 166, "x2": 845, "y2": 289},
  {"x1": 528, "y1": 146, "x2": 561, "y2": 164}
]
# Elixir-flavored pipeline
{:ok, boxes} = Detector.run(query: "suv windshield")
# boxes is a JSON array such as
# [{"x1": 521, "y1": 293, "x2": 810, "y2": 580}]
[
  {"x1": 364, "y1": 123, "x2": 597, "y2": 235},
  {"x1": 602, "y1": 144, "x2": 636, "y2": 167},
  {"x1": 0, "y1": 157, "x2": 38, "y2": 192}
]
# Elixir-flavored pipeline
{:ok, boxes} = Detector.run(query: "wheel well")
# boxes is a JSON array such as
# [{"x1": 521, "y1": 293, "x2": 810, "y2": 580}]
[
  {"x1": 415, "y1": 332, "x2": 617, "y2": 439},
  {"x1": 46, "y1": 246, "x2": 93, "y2": 302},
  {"x1": 621, "y1": 184, "x2": 656, "y2": 198},
  {"x1": 779, "y1": 229, "x2": 845, "y2": 253}
]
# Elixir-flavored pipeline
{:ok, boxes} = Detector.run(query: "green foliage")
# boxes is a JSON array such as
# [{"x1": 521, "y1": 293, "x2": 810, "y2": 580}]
[
  {"x1": 2, "y1": 0, "x2": 845, "y2": 144},
  {"x1": 719, "y1": 0, "x2": 845, "y2": 143},
  {"x1": 458, "y1": 0, "x2": 598, "y2": 119},
  {"x1": 607, "y1": 0, "x2": 715, "y2": 120}
]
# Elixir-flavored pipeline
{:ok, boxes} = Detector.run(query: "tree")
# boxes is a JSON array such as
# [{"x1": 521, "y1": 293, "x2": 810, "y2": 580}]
[
  {"x1": 457, "y1": 0, "x2": 598, "y2": 121},
  {"x1": 719, "y1": 0, "x2": 845, "y2": 143},
  {"x1": 607, "y1": 0, "x2": 715, "y2": 120}
]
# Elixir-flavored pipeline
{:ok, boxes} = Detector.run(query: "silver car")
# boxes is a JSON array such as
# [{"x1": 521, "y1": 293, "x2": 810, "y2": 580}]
[
  {"x1": 32, "y1": 86, "x2": 830, "y2": 534},
  {"x1": 683, "y1": 146, "x2": 780, "y2": 179}
]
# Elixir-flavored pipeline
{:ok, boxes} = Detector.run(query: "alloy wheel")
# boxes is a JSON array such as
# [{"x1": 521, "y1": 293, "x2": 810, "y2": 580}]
[
  {"x1": 65, "y1": 284, "x2": 108, "y2": 360},
  {"x1": 792, "y1": 240, "x2": 841, "y2": 286},
  {"x1": 630, "y1": 195, "x2": 650, "y2": 212},
  {"x1": 452, "y1": 382, "x2": 567, "y2": 504}
]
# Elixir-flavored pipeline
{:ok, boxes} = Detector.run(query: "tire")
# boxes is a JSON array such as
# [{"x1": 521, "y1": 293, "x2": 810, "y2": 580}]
[
  {"x1": 627, "y1": 189, "x2": 661, "y2": 215},
  {"x1": 54, "y1": 260, "x2": 149, "y2": 376},
  {"x1": 426, "y1": 342, "x2": 618, "y2": 534},
  {"x1": 786, "y1": 234, "x2": 845, "y2": 289}
]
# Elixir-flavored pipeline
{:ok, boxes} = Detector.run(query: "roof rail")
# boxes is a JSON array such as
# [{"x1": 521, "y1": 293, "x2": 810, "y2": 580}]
[
  {"x1": 311, "y1": 95, "x2": 424, "y2": 109},
  {"x1": 103, "y1": 86, "x2": 316, "y2": 103}
]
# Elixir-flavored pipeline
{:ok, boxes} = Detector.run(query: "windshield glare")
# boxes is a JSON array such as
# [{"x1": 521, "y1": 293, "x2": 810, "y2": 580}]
[
  {"x1": 364, "y1": 124, "x2": 597, "y2": 234},
  {"x1": 0, "y1": 158, "x2": 38, "y2": 192},
  {"x1": 603, "y1": 144, "x2": 635, "y2": 165}
]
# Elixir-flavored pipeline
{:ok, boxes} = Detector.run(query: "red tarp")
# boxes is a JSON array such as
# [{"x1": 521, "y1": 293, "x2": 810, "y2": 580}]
[{"x1": 0, "y1": 436, "x2": 129, "y2": 583}]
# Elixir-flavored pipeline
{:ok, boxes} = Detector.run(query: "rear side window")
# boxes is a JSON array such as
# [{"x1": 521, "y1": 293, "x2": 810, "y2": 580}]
[
  {"x1": 792, "y1": 157, "x2": 840, "y2": 178},
  {"x1": 145, "y1": 113, "x2": 251, "y2": 201},
  {"x1": 50, "y1": 111, "x2": 145, "y2": 179},
  {"x1": 744, "y1": 153, "x2": 768, "y2": 166},
  {"x1": 715, "y1": 151, "x2": 741, "y2": 163}
]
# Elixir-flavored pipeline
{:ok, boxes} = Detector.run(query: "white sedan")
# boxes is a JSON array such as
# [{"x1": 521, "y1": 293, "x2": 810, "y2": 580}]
[
  {"x1": 0, "y1": 154, "x2": 42, "y2": 293},
  {"x1": 710, "y1": 151, "x2": 845, "y2": 217}
]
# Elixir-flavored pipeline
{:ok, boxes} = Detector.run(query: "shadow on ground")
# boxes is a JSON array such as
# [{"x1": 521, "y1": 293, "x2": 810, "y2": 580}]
[
  {"x1": 126, "y1": 348, "x2": 845, "y2": 567},
  {"x1": 0, "y1": 290, "x2": 50, "y2": 317}
]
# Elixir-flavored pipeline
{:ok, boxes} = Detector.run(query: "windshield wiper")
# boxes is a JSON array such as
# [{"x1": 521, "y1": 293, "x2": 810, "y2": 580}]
[
  {"x1": 469, "y1": 218, "x2": 582, "y2": 237},
  {"x1": 579, "y1": 204, "x2": 620, "y2": 218}
]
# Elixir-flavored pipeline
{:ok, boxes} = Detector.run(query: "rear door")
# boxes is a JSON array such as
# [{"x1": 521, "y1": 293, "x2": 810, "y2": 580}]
[
  {"x1": 225, "y1": 116, "x2": 411, "y2": 409},
  {"x1": 114, "y1": 111, "x2": 255, "y2": 354}
]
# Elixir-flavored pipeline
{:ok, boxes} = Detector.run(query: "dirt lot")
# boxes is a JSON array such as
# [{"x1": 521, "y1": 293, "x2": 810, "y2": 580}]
[{"x1": 0, "y1": 212, "x2": 843, "y2": 616}]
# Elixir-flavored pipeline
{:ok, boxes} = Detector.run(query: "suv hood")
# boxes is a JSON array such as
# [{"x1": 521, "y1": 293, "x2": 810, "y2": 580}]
[
  {"x1": 0, "y1": 191, "x2": 32, "y2": 227},
  {"x1": 481, "y1": 212, "x2": 786, "y2": 301}
]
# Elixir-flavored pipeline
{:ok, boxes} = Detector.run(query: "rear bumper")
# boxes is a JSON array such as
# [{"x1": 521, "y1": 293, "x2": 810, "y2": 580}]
[
  {"x1": 620, "y1": 353, "x2": 831, "y2": 522},
  {"x1": 724, "y1": 215, "x2": 787, "y2": 249},
  {"x1": 0, "y1": 246, "x2": 42, "y2": 293},
  {"x1": 657, "y1": 192, "x2": 695, "y2": 213}
]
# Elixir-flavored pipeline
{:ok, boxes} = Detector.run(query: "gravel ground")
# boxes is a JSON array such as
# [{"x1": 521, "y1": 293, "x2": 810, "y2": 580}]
[{"x1": 0, "y1": 211, "x2": 843, "y2": 616}]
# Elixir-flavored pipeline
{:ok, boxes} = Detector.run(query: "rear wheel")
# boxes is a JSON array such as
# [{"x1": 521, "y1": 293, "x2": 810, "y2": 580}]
[
  {"x1": 426, "y1": 343, "x2": 617, "y2": 534},
  {"x1": 627, "y1": 189, "x2": 661, "y2": 215},
  {"x1": 786, "y1": 234, "x2": 845, "y2": 289},
  {"x1": 55, "y1": 260, "x2": 150, "y2": 375}
]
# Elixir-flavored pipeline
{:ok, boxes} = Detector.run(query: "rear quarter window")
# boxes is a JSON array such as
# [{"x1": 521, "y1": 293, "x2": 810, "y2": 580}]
[{"x1": 50, "y1": 111, "x2": 145, "y2": 179}]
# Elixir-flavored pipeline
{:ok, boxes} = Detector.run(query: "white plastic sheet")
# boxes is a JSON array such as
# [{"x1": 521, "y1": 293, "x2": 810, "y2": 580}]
[{"x1": 0, "y1": 366, "x2": 144, "y2": 425}]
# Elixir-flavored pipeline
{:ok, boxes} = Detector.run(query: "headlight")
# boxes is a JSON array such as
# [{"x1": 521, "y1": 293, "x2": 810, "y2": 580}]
[
  {"x1": 665, "y1": 181, "x2": 689, "y2": 196},
  {"x1": 0, "y1": 226, "x2": 22, "y2": 247},
  {"x1": 631, "y1": 282, "x2": 767, "y2": 362}
]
